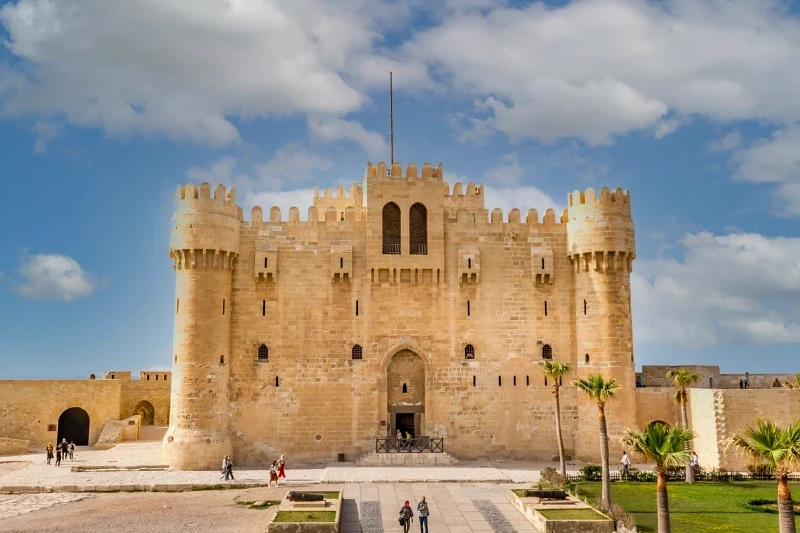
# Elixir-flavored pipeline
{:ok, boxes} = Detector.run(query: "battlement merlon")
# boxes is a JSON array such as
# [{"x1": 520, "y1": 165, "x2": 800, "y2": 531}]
[
  {"x1": 365, "y1": 161, "x2": 443, "y2": 181},
  {"x1": 170, "y1": 182, "x2": 242, "y2": 269},
  {"x1": 566, "y1": 186, "x2": 636, "y2": 272}
]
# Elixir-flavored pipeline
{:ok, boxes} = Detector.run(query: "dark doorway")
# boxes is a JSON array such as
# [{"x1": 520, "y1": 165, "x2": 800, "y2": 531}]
[
  {"x1": 133, "y1": 400, "x2": 155, "y2": 425},
  {"x1": 57, "y1": 407, "x2": 90, "y2": 445},
  {"x1": 395, "y1": 413, "x2": 415, "y2": 437}
]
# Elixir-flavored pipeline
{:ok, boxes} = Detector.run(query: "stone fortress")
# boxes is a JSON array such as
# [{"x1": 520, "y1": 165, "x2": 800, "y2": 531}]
[{"x1": 1, "y1": 160, "x2": 797, "y2": 472}]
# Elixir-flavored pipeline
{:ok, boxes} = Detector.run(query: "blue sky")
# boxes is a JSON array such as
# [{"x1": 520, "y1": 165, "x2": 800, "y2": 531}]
[{"x1": 1, "y1": 0, "x2": 799, "y2": 378}]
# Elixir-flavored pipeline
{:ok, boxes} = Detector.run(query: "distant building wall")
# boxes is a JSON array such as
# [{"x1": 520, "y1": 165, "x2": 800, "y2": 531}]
[
  {"x1": 635, "y1": 388, "x2": 679, "y2": 428},
  {"x1": 0, "y1": 437, "x2": 30, "y2": 456}
]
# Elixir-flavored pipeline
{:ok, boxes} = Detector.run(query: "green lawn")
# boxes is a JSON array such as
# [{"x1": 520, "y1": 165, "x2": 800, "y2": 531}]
[
  {"x1": 538, "y1": 508, "x2": 611, "y2": 521},
  {"x1": 273, "y1": 511, "x2": 337, "y2": 523},
  {"x1": 576, "y1": 481, "x2": 797, "y2": 533}
]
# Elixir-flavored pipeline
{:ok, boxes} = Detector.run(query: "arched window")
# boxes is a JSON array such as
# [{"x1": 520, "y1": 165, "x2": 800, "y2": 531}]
[
  {"x1": 352, "y1": 344, "x2": 363, "y2": 360},
  {"x1": 258, "y1": 344, "x2": 269, "y2": 361},
  {"x1": 464, "y1": 344, "x2": 475, "y2": 359},
  {"x1": 402, "y1": 383, "x2": 408, "y2": 393},
  {"x1": 219, "y1": 355, "x2": 225, "y2": 365},
  {"x1": 542, "y1": 344, "x2": 553, "y2": 360},
  {"x1": 585, "y1": 353, "x2": 590, "y2": 363},
  {"x1": 409, "y1": 203, "x2": 428, "y2": 255},
  {"x1": 382, "y1": 202, "x2": 401, "y2": 254}
]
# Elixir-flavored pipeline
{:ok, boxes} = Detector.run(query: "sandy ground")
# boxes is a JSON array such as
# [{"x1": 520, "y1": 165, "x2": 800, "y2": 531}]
[
  {"x1": 0, "y1": 463, "x2": 31, "y2": 477},
  {"x1": 0, "y1": 485, "x2": 302, "y2": 533}
]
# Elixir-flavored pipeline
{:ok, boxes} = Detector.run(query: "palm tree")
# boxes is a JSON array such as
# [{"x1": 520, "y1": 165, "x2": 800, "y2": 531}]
[
  {"x1": 783, "y1": 374, "x2": 800, "y2": 389},
  {"x1": 573, "y1": 374, "x2": 620, "y2": 508},
  {"x1": 621, "y1": 423, "x2": 694, "y2": 533},
  {"x1": 730, "y1": 420, "x2": 800, "y2": 533},
  {"x1": 666, "y1": 368, "x2": 700, "y2": 483},
  {"x1": 541, "y1": 361, "x2": 571, "y2": 477}
]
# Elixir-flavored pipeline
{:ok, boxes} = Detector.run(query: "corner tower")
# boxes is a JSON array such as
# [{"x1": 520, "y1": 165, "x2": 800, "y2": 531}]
[
  {"x1": 566, "y1": 187, "x2": 636, "y2": 461},
  {"x1": 163, "y1": 182, "x2": 241, "y2": 470}
]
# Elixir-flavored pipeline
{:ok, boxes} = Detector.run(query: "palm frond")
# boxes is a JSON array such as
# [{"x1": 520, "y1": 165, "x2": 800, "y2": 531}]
[
  {"x1": 730, "y1": 419, "x2": 800, "y2": 473},
  {"x1": 541, "y1": 361, "x2": 570, "y2": 381},
  {"x1": 621, "y1": 424, "x2": 694, "y2": 469},
  {"x1": 573, "y1": 374, "x2": 620, "y2": 404}
]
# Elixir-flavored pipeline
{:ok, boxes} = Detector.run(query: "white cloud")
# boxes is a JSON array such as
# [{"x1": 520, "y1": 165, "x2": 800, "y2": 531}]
[
  {"x1": 32, "y1": 121, "x2": 61, "y2": 153},
  {"x1": 483, "y1": 184, "x2": 563, "y2": 217},
  {"x1": 632, "y1": 232, "x2": 800, "y2": 348},
  {"x1": 244, "y1": 188, "x2": 316, "y2": 220},
  {"x1": 405, "y1": 0, "x2": 800, "y2": 144},
  {"x1": 707, "y1": 130, "x2": 743, "y2": 152},
  {"x1": 484, "y1": 153, "x2": 524, "y2": 186},
  {"x1": 0, "y1": 0, "x2": 390, "y2": 146},
  {"x1": 307, "y1": 116, "x2": 388, "y2": 159},
  {"x1": 12, "y1": 253, "x2": 100, "y2": 301},
  {"x1": 730, "y1": 126, "x2": 800, "y2": 216},
  {"x1": 253, "y1": 146, "x2": 334, "y2": 191}
]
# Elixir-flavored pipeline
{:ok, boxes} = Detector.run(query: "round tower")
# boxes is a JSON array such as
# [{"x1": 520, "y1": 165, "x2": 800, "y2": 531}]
[
  {"x1": 566, "y1": 186, "x2": 636, "y2": 462},
  {"x1": 162, "y1": 182, "x2": 241, "y2": 470}
]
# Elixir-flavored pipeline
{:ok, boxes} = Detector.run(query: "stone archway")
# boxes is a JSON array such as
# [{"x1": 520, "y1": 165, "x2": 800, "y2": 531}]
[
  {"x1": 387, "y1": 349, "x2": 426, "y2": 438},
  {"x1": 57, "y1": 407, "x2": 90, "y2": 446},
  {"x1": 134, "y1": 400, "x2": 155, "y2": 425}
]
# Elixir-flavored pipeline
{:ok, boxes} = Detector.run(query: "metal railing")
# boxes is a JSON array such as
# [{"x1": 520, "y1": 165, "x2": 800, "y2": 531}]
[
  {"x1": 376, "y1": 437, "x2": 444, "y2": 453},
  {"x1": 382, "y1": 243, "x2": 401, "y2": 255},
  {"x1": 410, "y1": 244, "x2": 427, "y2": 255}
]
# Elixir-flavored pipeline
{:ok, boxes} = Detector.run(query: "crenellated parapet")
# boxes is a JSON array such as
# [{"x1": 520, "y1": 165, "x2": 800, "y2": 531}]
[
  {"x1": 444, "y1": 181, "x2": 485, "y2": 213},
  {"x1": 448, "y1": 207, "x2": 569, "y2": 226},
  {"x1": 170, "y1": 182, "x2": 242, "y2": 271},
  {"x1": 365, "y1": 161, "x2": 443, "y2": 181},
  {"x1": 566, "y1": 187, "x2": 635, "y2": 274}
]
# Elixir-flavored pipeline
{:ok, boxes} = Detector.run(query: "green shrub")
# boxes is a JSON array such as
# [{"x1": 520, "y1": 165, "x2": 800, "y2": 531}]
[
  {"x1": 580, "y1": 464, "x2": 603, "y2": 481},
  {"x1": 627, "y1": 469, "x2": 657, "y2": 482},
  {"x1": 595, "y1": 501, "x2": 636, "y2": 529}
]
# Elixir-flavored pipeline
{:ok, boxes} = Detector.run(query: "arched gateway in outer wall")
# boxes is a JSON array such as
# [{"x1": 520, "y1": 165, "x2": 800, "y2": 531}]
[
  {"x1": 57, "y1": 407, "x2": 90, "y2": 446},
  {"x1": 386, "y1": 350, "x2": 426, "y2": 438}
]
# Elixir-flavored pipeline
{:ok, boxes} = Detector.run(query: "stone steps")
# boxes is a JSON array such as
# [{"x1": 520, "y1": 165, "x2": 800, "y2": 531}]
[{"x1": 356, "y1": 451, "x2": 460, "y2": 466}]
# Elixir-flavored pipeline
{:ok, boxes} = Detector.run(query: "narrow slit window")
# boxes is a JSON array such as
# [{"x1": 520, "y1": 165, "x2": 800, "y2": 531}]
[
  {"x1": 584, "y1": 299, "x2": 587, "y2": 315},
  {"x1": 544, "y1": 301, "x2": 547, "y2": 316},
  {"x1": 176, "y1": 298, "x2": 179, "y2": 314},
  {"x1": 262, "y1": 300, "x2": 266, "y2": 316},
  {"x1": 585, "y1": 353, "x2": 590, "y2": 363},
  {"x1": 146, "y1": 375, "x2": 150, "y2": 380},
  {"x1": 356, "y1": 300, "x2": 359, "y2": 316},
  {"x1": 340, "y1": 257, "x2": 344, "y2": 268},
  {"x1": 513, "y1": 376, "x2": 517, "y2": 386},
  {"x1": 468, "y1": 258, "x2": 472, "y2": 269},
  {"x1": 264, "y1": 257, "x2": 268, "y2": 268},
  {"x1": 219, "y1": 355, "x2": 225, "y2": 365},
  {"x1": 473, "y1": 375, "x2": 476, "y2": 387},
  {"x1": 275, "y1": 376, "x2": 279, "y2": 387},
  {"x1": 526, "y1": 375, "x2": 530, "y2": 386},
  {"x1": 164, "y1": 375, "x2": 167, "y2": 380},
  {"x1": 222, "y1": 299, "x2": 225, "y2": 315},
  {"x1": 467, "y1": 300, "x2": 471, "y2": 316},
  {"x1": 498, "y1": 376, "x2": 502, "y2": 386},
  {"x1": 174, "y1": 355, "x2": 177, "y2": 363},
  {"x1": 541, "y1": 257, "x2": 545, "y2": 269},
  {"x1": 545, "y1": 377, "x2": 548, "y2": 386},
  {"x1": 402, "y1": 383, "x2": 408, "y2": 394}
]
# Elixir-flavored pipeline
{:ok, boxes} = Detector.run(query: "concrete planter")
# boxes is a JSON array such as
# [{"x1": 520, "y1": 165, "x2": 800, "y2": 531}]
[
  {"x1": 506, "y1": 488, "x2": 614, "y2": 533},
  {"x1": 268, "y1": 487, "x2": 343, "y2": 533}
]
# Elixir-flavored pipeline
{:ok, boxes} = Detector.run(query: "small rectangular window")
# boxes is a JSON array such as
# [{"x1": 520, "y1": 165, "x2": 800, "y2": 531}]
[
  {"x1": 176, "y1": 298, "x2": 179, "y2": 314},
  {"x1": 498, "y1": 376, "x2": 502, "y2": 386},
  {"x1": 155, "y1": 375, "x2": 158, "y2": 381},
  {"x1": 223, "y1": 299, "x2": 226, "y2": 315},
  {"x1": 544, "y1": 377, "x2": 548, "y2": 386},
  {"x1": 541, "y1": 257, "x2": 545, "y2": 269},
  {"x1": 544, "y1": 301, "x2": 548, "y2": 316},
  {"x1": 526, "y1": 376, "x2": 529, "y2": 386},
  {"x1": 467, "y1": 300, "x2": 470, "y2": 316},
  {"x1": 262, "y1": 300, "x2": 266, "y2": 316},
  {"x1": 513, "y1": 376, "x2": 517, "y2": 386},
  {"x1": 473, "y1": 375, "x2": 476, "y2": 387},
  {"x1": 340, "y1": 257, "x2": 344, "y2": 268},
  {"x1": 584, "y1": 299, "x2": 587, "y2": 315},
  {"x1": 264, "y1": 257, "x2": 268, "y2": 268},
  {"x1": 275, "y1": 376, "x2": 279, "y2": 387},
  {"x1": 356, "y1": 300, "x2": 359, "y2": 316},
  {"x1": 146, "y1": 375, "x2": 150, "y2": 380}
]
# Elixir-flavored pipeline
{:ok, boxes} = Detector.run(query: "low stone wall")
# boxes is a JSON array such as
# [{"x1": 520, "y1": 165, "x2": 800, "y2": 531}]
[
  {"x1": 356, "y1": 451, "x2": 459, "y2": 466},
  {"x1": 0, "y1": 437, "x2": 30, "y2": 456},
  {"x1": 506, "y1": 489, "x2": 613, "y2": 533},
  {"x1": 268, "y1": 488, "x2": 343, "y2": 533}
]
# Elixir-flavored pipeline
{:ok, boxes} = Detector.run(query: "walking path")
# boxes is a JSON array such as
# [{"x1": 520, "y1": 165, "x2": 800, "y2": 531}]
[{"x1": 0, "y1": 441, "x2": 598, "y2": 493}]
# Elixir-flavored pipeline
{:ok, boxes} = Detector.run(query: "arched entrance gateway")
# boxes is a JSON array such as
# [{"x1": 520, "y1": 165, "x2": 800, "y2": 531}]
[
  {"x1": 57, "y1": 407, "x2": 90, "y2": 446},
  {"x1": 133, "y1": 400, "x2": 155, "y2": 425},
  {"x1": 386, "y1": 350, "x2": 426, "y2": 438}
]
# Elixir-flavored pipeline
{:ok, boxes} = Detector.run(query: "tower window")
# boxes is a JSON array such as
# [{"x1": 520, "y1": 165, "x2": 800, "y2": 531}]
[
  {"x1": 340, "y1": 257, "x2": 344, "y2": 268},
  {"x1": 275, "y1": 376, "x2": 279, "y2": 387},
  {"x1": 264, "y1": 257, "x2": 268, "y2": 268},
  {"x1": 146, "y1": 375, "x2": 150, "y2": 381},
  {"x1": 526, "y1": 375, "x2": 530, "y2": 386},
  {"x1": 541, "y1": 257, "x2": 545, "y2": 269},
  {"x1": 409, "y1": 203, "x2": 428, "y2": 255},
  {"x1": 544, "y1": 377, "x2": 548, "y2": 386},
  {"x1": 262, "y1": 300, "x2": 266, "y2": 316},
  {"x1": 544, "y1": 301, "x2": 547, "y2": 316},
  {"x1": 464, "y1": 344, "x2": 475, "y2": 360},
  {"x1": 222, "y1": 299, "x2": 225, "y2": 315},
  {"x1": 258, "y1": 344, "x2": 269, "y2": 361},
  {"x1": 352, "y1": 344, "x2": 363, "y2": 360},
  {"x1": 498, "y1": 376, "x2": 502, "y2": 386},
  {"x1": 174, "y1": 355, "x2": 177, "y2": 363},
  {"x1": 468, "y1": 258, "x2": 472, "y2": 269},
  {"x1": 164, "y1": 375, "x2": 167, "y2": 380},
  {"x1": 402, "y1": 383, "x2": 408, "y2": 394},
  {"x1": 382, "y1": 202, "x2": 401, "y2": 255},
  {"x1": 155, "y1": 375, "x2": 158, "y2": 380},
  {"x1": 219, "y1": 355, "x2": 224, "y2": 365},
  {"x1": 176, "y1": 298, "x2": 179, "y2": 314},
  {"x1": 542, "y1": 344, "x2": 553, "y2": 360},
  {"x1": 467, "y1": 300, "x2": 471, "y2": 316},
  {"x1": 513, "y1": 376, "x2": 517, "y2": 386},
  {"x1": 473, "y1": 375, "x2": 476, "y2": 387},
  {"x1": 585, "y1": 353, "x2": 590, "y2": 363},
  {"x1": 356, "y1": 300, "x2": 359, "y2": 316},
  {"x1": 584, "y1": 299, "x2": 587, "y2": 315}
]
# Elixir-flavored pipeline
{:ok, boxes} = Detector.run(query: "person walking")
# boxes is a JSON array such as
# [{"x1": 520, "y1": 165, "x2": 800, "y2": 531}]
[
  {"x1": 619, "y1": 451, "x2": 631, "y2": 479},
  {"x1": 46, "y1": 443, "x2": 53, "y2": 465},
  {"x1": 68, "y1": 442, "x2": 75, "y2": 461},
  {"x1": 278, "y1": 455, "x2": 286, "y2": 480},
  {"x1": 55, "y1": 445, "x2": 62, "y2": 467},
  {"x1": 225, "y1": 455, "x2": 234, "y2": 481},
  {"x1": 417, "y1": 496, "x2": 429, "y2": 533},
  {"x1": 690, "y1": 451, "x2": 699, "y2": 475},
  {"x1": 399, "y1": 500, "x2": 414, "y2": 533},
  {"x1": 269, "y1": 460, "x2": 279, "y2": 486}
]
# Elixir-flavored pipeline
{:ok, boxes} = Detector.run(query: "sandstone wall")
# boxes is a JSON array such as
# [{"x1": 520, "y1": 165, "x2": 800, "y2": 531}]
[
  {"x1": 637, "y1": 365, "x2": 720, "y2": 389},
  {"x1": 120, "y1": 374, "x2": 171, "y2": 425},
  {"x1": 0, "y1": 437, "x2": 30, "y2": 456},
  {"x1": 687, "y1": 389, "x2": 721, "y2": 469},
  {"x1": 718, "y1": 374, "x2": 795, "y2": 389},
  {"x1": 635, "y1": 388, "x2": 679, "y2": 428},
  {"x1": 0, "y1": 380, "x2": 122, "y2": 446}
]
